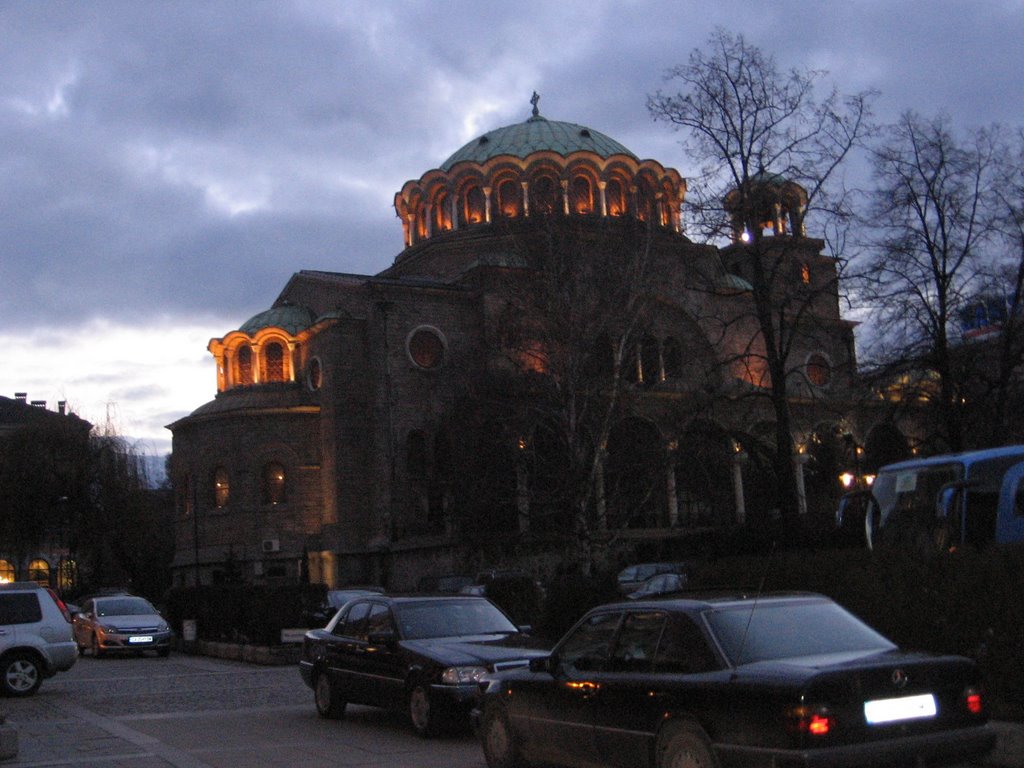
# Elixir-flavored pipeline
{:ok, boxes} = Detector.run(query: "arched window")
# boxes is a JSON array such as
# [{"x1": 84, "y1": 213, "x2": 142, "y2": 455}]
[
  {"x1": 640, "y1": 336, "x2": 660, "y2": 386},
  {"x1": 636, "y1": 182, "x2": 655, "y2": 222},
  {"x1": 530, "y1": 175, "x2": 558, "y2": 216},
  {"x1": 497, "y1": 179, "x2": 521, "y2": 218},
  {"x1": 57, "y1": 558, "x2": 77, "y2": 591},
  {"x1": 570, "y1": 176, "x2": 593, "y2": 214},
  {"x1": 262, "y1": 462, "x2": 287, "y2": 505},
  {"x1": 213, "y1": 467, "x2": 230, "y2": 508},
  {"x1": 606, "y1": 179, "x2": 626, "y2": 217},
  {"x1": 28, "y1": 559, "x2": 50, "y2": 586},
  {"x1": 462, "y1": 184, "x2": 485, "y2": 225},
  {"x1": 237, "y1": 345, "x2": 254, "y2": 385},
  {"x1": 264, "y1": 342, "x2": 285, "y2": 382},
  {"x1": 806, "y1": 354, "x2": 832, "y2": 388},
  {"x1": 0, "y1": 559, "x2": 14, "y2": 584},
  {"x1": 433, "y1": 191, "x2": 452, "y2": 232},
  {"x1": 663, "y1": 337, "x2": 683, "y2": 379}
]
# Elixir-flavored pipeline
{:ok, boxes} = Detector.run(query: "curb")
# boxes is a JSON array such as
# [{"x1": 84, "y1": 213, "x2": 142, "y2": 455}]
[
  {"x1": 0, "y1": 714, "x2": 17, "y2": 760},
  {"x1": 987, "y1": 721, "x2": 1024, "y2": 768}
]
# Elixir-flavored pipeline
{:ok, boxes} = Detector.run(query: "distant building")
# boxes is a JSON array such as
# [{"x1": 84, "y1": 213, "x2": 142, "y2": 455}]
[
  {"x1": 168, "y1": 101, "x2": 866, "y2": 588},
  {"x1": 0, "y1": 393, "x2": 92, "y2": 587}
]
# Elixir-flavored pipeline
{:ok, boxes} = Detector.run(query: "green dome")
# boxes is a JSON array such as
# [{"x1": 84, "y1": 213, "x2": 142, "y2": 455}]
[
  {"x1": 441, "y1": 115, "x2": 637, "y2": 171},
  {"x1": 239, "y1": 304, "x2": 316, "y2": 335}
]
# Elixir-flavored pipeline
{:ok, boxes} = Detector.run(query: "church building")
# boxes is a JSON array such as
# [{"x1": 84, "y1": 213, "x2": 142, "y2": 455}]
[{"x1": 168, "y1": 99, "x2": 862, "y2": 589}]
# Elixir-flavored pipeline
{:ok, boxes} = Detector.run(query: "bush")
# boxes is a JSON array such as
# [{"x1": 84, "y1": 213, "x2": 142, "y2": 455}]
[
  {"x1": 164, "y1": 583, "x2": 327, "y2": 646},
  {"x1": 536, "y1": 571, "x2": 619, "y2": 644}
]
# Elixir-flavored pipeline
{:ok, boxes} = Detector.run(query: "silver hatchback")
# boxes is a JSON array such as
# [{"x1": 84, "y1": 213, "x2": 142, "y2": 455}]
[{"x1": 73, "y1": 595, "x2": 173, "y2": 657}]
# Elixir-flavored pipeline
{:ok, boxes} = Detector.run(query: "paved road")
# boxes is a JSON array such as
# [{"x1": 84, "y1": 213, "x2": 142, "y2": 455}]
[{"x1": 1, "y1": 653, "x2": 487, "y2": 767}]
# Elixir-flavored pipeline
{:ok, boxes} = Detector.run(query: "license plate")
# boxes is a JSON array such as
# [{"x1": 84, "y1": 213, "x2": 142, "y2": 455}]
[
  {"x1": 864, "y1": 693, "x2": 937, "y2": 724},
  {"x1": 128, "y1": 635, "x2": 154, "y2": 644}
]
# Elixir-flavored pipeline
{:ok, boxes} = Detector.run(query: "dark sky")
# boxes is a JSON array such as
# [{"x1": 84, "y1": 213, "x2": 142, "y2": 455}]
[{"x1": 2, "y1": 0, "x2": 1022, "y2": 455}]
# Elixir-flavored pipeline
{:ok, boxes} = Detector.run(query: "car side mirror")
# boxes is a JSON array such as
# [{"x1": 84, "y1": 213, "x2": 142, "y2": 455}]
[
  {"x1": 367, "y1": 630, "x2": 397, "y2": 647},
  {"x1": 517, "y1": 624, "x2": 532, "y2": 635}
]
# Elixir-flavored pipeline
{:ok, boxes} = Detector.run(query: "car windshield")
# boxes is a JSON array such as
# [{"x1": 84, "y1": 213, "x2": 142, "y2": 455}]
[
  {"x1": 95, "y1": 597, "x2": 157, "y2": 617},
  {"x1": 395, "y1": 599, "x2": 518, "y2": 640},
  {"x1": 705, "y1": 599, "x2": 895, "y2": 665}
]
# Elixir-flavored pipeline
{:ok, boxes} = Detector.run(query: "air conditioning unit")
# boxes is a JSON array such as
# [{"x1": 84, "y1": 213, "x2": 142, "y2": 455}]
[{"x1": 261, "y1": 538, "x2": 280, "y2": 553}]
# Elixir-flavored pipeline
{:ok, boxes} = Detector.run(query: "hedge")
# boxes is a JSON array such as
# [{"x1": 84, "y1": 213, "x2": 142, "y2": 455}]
[{"x1": 164, "y1": 583, "x2": 326, "y2": 646}]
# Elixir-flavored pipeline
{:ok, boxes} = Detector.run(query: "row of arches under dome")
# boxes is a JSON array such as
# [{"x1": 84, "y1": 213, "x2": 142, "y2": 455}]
[
  {"x1": 212, "y1": 336, "x2": 300, "y2": 392},
  {"x1": 395, "y1": 160, "x2": 686, "y2": 248}
]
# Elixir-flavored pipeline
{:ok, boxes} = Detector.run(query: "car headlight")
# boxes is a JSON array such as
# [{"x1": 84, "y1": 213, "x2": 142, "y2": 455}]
[
  {"x1": 441, "y1": 666, "x2": 489, "y2": 685},
  {"x1": 157, "y1": 622, "x2": 169, "y2": 632}
]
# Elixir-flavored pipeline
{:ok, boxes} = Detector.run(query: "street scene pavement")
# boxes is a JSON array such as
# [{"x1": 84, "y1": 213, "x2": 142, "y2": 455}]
[
  {"x1": 0, "y1": 653, "x2": 485, "y2": 768},
  {"x1": 2, "y1": 651, "x2": 1022, "y2": 768}
]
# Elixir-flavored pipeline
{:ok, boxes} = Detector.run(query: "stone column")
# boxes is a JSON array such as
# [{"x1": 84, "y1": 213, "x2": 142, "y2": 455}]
[
  {"x1": 666, "y1": 441, "x2": 679, "y2": 527},
  {"x1": 794, "y1": 452, "x2": 809, "y2": 516}
]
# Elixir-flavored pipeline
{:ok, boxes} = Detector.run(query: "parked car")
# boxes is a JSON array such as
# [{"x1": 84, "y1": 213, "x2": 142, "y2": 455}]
[
  {"x1": 616, "y1": 562, "x2": 690, "y2": 595},
  {"x1": 299, "y1": 594, "x2": 547, "y2": 736},
  {"x1": 72, "y1": 594, "x2": 173, "y2": 657},
  {"x1": 626, "y1": 571, "x2": 688, "y2": 600},
  {"x1": 0, "y1": 582, "x2": 77, "y2": 696},
  {"x1": 308, "y1": 587, "x2": 385, "y2": 626},
  {"x1": 476, "y1": 592, "x2": 996, "y2": 768}
]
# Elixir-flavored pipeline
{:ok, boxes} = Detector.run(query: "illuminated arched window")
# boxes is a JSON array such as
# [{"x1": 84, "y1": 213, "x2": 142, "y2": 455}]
[
  {"x1": 636, "y1": 183, "x2": 655, "y2": 222},
  {"x1": 237, "y1": 345, "x2": 254, "y2": 385},
  {"x1": 462, "y1": 184, "x2": 485, "y2": 225},
  {"x1": 262, "y1": 462, "x2": 287, "y2": 505},
  {"x1": 497, "y1": 180, "x2": 521, "y2": 218},
  {"x1": 807, "y1": 353, "x2": 832, "y2": 388},
  {"x1": 213, "y1": 467, "x2": 230, "y2": 508},
  {"x1": 606, "y1": 179, "x2": 626, "y2": 217},
  {"x1": 640, "y1": 335, "x2": 660, "y2": 387},
  {"x1": 433, "y1": 191, "x2": 452, "y2": 232},
  {"x1": 264, "y1": 342, "x2": 285, "y2": 382},
  {"x1": 28, "y1": 559, "x2": 50, "y2": 586},
  {"x1": 530, "y1": 175, "x2": 558, "y2": 216},
  {"x1": 57, "y1": 559, "x2": 77, "y2": 591},
  {"x1": 0, "y1": 560, "x2": 14, "y2": 584},
  {"x1": 570, "y1": 176, "x2": 593, "y2": 214}
]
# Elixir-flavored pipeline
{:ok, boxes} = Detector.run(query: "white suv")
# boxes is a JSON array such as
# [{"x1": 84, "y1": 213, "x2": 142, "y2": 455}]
[{"x1": 0, "y1": 582, "x2": 77, "y2": 696}]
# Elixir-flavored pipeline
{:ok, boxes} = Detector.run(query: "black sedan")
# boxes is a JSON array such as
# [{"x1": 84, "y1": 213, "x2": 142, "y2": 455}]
[
  {"x1": 298, "y1": 594, "x2": 546, "y2": 736},
  {"x1": 476, "y1": 592, "x2": 996, "y2": 768}
]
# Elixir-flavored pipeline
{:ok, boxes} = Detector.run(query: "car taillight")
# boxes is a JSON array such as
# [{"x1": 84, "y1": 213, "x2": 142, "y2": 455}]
[
  {"x1": 787, "y1": 705, "x2": 834, "y2": 737},
  {"x1": 964, "y1": 687, "x2": 984, "y2": 715},
  {"x1": 45, "y1": 587, "x2": 72, "y2": 623}
]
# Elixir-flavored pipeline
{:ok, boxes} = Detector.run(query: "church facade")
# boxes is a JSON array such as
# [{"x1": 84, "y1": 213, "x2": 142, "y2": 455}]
[{"x1": 168, "y1": 102, "x2": 864, "y2": 589}]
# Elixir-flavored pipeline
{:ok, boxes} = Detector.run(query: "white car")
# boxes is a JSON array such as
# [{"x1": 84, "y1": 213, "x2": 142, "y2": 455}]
[{"x1": 0, "y1": 582, "x2": 77, "y2": 696}]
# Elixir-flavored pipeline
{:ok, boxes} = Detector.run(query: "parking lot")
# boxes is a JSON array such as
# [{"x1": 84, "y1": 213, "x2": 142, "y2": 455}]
[{"x1": 0, "y1": 653, "x2": 486, "y2": 767}]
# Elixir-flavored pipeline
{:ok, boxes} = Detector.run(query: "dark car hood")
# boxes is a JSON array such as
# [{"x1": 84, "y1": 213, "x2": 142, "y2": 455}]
[{"x1": 401, "y1": 633, "x2": 549, "y2": 667}]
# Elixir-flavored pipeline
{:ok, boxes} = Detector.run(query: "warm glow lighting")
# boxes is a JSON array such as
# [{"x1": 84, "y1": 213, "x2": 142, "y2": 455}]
[
  {"x1": 839, "y1": 472, "x2": 855, "y2": 489},
  {"x1": 808, "y1": 714, "x2": 831, "y2": 735},
  {"x1": 0, "y1": 576, "x2": 10, "y2": 584},
  {"x1": 864, "y1": 474, "x2": 876, "y2": 486},
  {"x1": 740, "y1": 231, "x2": 751, "y2": 243},
  {"x1": 966, "y1": 692, "x2": 983, "y2": 714}
]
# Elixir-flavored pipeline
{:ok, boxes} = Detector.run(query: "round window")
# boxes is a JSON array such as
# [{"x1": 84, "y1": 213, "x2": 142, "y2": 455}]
[
  {"x1": 806, "y1": 353, "x2": 832, "y2": 387},
  {"x1": 307, "y1": 358, "x2": 323, "y2": 391},
  {"x1": 408, "y1": 327, "x2": 445, "y2": 369}
]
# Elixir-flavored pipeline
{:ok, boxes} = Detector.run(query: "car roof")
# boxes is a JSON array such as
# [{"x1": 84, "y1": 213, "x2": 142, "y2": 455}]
[
  {"x1": 603, "y1": 591, "x2": 829, "y2": 612},
  {"x1": 0, "y1": 582, "x2": 45, "y2": 592}
]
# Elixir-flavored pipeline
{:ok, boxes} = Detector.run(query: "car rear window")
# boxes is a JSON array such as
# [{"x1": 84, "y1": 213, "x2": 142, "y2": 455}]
[
  {"x1": 0, "y1": 593, "x2": 43, "y2": 625},
  {"x1": 705, "y1": 600, "x2": 895, "y2": 665}
]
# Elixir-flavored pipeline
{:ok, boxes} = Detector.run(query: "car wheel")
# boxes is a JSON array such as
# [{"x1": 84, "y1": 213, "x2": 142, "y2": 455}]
[
  {"x1": 2, "y1": 653, "x2": 42, "y2": 697},
  {"x1": 314, "y1": 671, "x2": 346, "y2": 719},
  {"x1": 91, "y1": 634, "x2": 104, "y2": 658},
  {"x1": 407, "y1": 683, "x2": 440, "y2": 737},
  {"x1": 657, "y1": 721, "x2": 718, "y2": 768},
  {"x1": 481, "y1": 704, "x2": 530, "y2": 768}
]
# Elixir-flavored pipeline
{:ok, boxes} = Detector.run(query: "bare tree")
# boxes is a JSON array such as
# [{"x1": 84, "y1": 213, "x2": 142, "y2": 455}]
[
  {"x1": 648, "y1": 29, "x2": 873, "y2": 528},
  {"x1": 449, "y1": 217, "x2": 673, "y2": 572},
  {"x1": 860, "y1": 112, "x2": 1008, "y2": 452}
]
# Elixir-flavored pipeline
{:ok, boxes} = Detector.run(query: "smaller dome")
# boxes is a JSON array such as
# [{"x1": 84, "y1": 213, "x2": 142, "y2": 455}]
[{"x1": 239, "y1": 304, "x2": 316, "y2": 335}]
